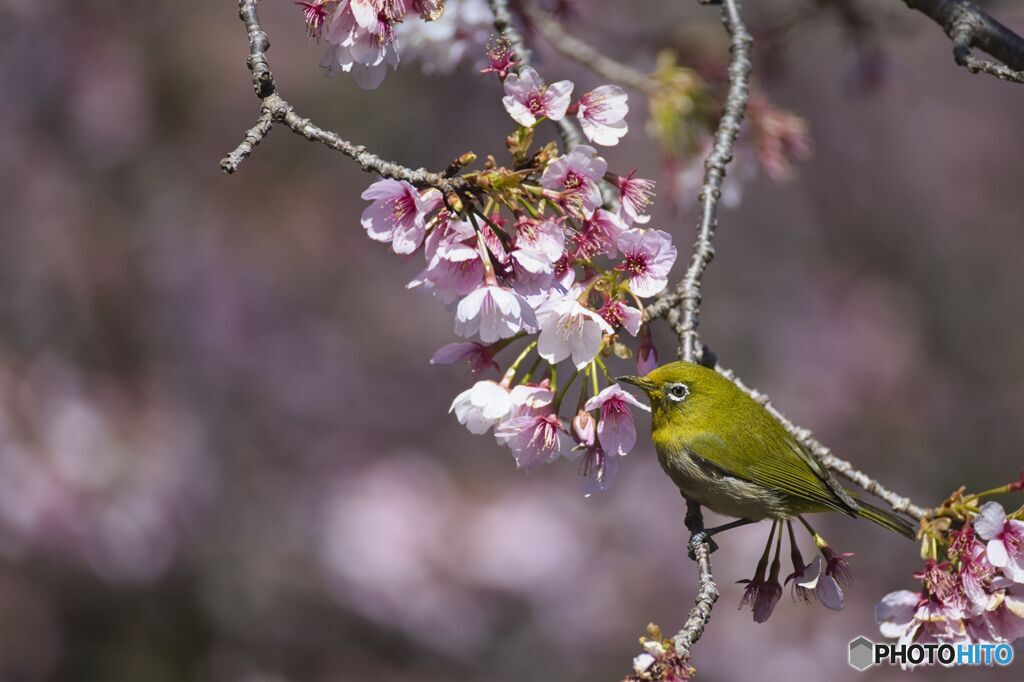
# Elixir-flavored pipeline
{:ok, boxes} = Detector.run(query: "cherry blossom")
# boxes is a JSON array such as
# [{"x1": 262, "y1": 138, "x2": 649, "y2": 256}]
[
  {"x1": 584, "y1": 384, "x2": 649, "y2": 457},
  {"x1": 616, "y1": 170, "x2": 655, "y2": 225},
  {"x1": 598, "y1": 300, "x2": 642, "y2": 336},
  {"x1": 616, "y1": 228, "x2": 677, "y2": 297},
  {"x1": 540, "y1": 145, "x2": 607, "y2": 218},
  {"x1": 578, "y1": 443, "x2": 619, "y2": 497},
  {"x1": 535, "y1": 289, "x2": 613, "y2": 369},
  {"x1": 429, "y1": 341, "x2": 499, "y2": 375},
  {"x1": 501, "y1": 66, "x2": 573, "y2": 127},
  {"x1": 573, "y1": 209, "x2": 626, "y2": 260},
  {"x1": 975, "y1": 501, "x2": 1024, "y2": 582},
  {"x1": 449, "y1": 380, "x2": 512, "y2": 434},
  {"x1": 576, "y1": 85, "x2": 629, "y2": 146},
  {"x1": 494, "y1": 412, "x2": 568, "y2": 472},
  {"x1": 454, "y1": 284, "x2": 537, "y2": 343},
  {"x1": 360, "y1": 180, "x2": 440, "y2": 253}
]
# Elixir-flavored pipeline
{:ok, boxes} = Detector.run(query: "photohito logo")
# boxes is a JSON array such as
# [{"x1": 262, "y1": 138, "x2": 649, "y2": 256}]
[{"x1": 848, "y1": 637, "x2": 1015, "y2": 670}]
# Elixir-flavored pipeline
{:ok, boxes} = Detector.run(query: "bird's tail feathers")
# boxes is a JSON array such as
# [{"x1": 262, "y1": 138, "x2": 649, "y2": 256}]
[{"x1": 855, "y1": 499, "x2": 917, "y2": 540}]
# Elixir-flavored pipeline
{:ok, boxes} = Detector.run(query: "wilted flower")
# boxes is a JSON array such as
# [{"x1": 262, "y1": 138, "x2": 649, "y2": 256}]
[
  {"x1": 576, "y1": 85, "x2": 628, "y2": 146},
  {"x1": 616, "y1": 228, "x2": 677, "y2": 297},
  {"x1": 738, "y1": 524, "x2": 784, "y2": 623},
  {"x1": 481, "y1": 36, "x2": 517, "y2": 79},
  {"x1": 578, "y1": 443, "x2": 619, "y2": 496},
  {"x1": 501, "y1": 66, "x2": 573, "y2": 127}
]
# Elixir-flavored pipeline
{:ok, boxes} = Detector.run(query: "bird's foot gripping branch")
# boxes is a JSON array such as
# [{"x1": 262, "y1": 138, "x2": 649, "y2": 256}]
[{"x1": 219, "y1": 0, "x2": 1024, "y2": 679}]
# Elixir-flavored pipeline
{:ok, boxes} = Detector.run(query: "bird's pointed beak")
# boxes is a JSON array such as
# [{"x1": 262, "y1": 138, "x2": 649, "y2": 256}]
[{"x1": 616, "y1": 375, "x2": 656, "y2": 392}]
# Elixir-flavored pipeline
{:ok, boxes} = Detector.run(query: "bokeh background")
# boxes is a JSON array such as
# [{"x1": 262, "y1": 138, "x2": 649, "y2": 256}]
[{"x1": 1, "y1": 0, "x2": 1023, "y2": 680}]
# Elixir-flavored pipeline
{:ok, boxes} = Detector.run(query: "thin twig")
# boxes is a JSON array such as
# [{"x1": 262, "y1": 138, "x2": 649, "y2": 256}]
[
  {"x1": 901, "y1": 0, "x2": 1024, "y2": 83},
  {"x1": 676, "y1": 0, "x2": 753, "y2": 363},
  {"x1": 221, "y1": 0, "x2": 464, "y2": 190}
]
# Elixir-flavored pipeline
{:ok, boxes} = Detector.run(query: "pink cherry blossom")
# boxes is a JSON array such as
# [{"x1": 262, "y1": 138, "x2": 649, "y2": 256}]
[
  {"x1": 573, "y1": 209, "x2": 626, "y2": 260},
  {"x1": 297, "y1": 0, "x2": 333, "y2": 41},
  {"x1": 616, "y1": 228, "x2": 677, "y2": 297},
  {"x1": 501, "y1": 66, "x2": 573, "y2": 127},
  {"x1": 636, "y1": 324, "x2": 658, "y2": 375},
  {"x1": 616, "y1": 170, "x2": 655, "y2": 225},
  {"x1": 975, "y1": 501, "x2": 1024, "y2": 583},
  {"x1": 598, "y1": 300, "x2": 642, "y2": 336},
  {"x1": 571, "y1": 409, "x2": 596, "y2": 447},
  {"x1": 454, "y1": 284, "x2": 537, "y2": 343},
  {"x1": 449, "y1": 380, "x2": 512, "y2": 434},
  {"x1": 738, "y1": 545, "x2": 783, "y2": 623},
  {"x1": 577, "y1": 85, "x2": 629, "y2": 146},
  {"x1": 360, "y1": 180, "x2": 440, "y2": 253},
  {"x1": 540, "y1": 145, "x2": 607, "y2": 218},
  {"x1": 535, "y1": 290, "x2": 613, "y2": 369},
  {"x1": 320, "y1": 0, "x2": 402, "y2": 89},
  {"x1": 584, "y1": 384, "x2": 649, "y2": 456},
  {"x1": 494, "y1": 412, "x2": 568, "y2": 472},
  {"x1": 429, "y1": 341, "x2": 499, "y2": 375},
  {"x1": 481, "y1": 36, "x2": 518, "y2": 79}
]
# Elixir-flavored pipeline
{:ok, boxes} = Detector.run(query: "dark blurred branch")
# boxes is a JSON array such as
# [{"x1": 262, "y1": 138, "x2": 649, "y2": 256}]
[
  {"x1": 220, "y1": 0, "x2": 465, "y2": 190},
  {"x1": 901, "y1": 0, "x2": 1024, "y2": 83},
  {"x1": 522, "y1": 5, "x2": 660, "y2": 94}
]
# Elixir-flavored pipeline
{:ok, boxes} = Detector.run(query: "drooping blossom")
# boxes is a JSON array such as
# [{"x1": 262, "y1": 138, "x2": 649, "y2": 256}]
[
  {"x1": 320, "y1": 0, "x2": 401, "y2": 90},
  {"x1": 616, "y1": 170, "x2": 655, "y2": 225},
  {"x1": 540, "y1": 145, "x2": 607, "y2": 218},
  {"x1": 360, "y1": 180, "x2": 441, "y2": 253},
  {"x1": 501, "y1": 66, "x2": 573, "y2": 127},
  {"x1": 449, "y1": 380, "x2": 512, "y2": 434},
  {"x1": 795, "y1": 555, "x2": 845, "y2": 610},
  {"x1": 571, "y1": 409, "x2": 596, "y2": 448},
  {"x1": 429, "y1": 341, "x2": 499, "y2": 375},
  {"x1": 975, "y1": 501, "x2": 1024, "y2": 583},
  {"x1": 576, "y1": 85, "x2": 628, "y2": 146},
  {"x1": 616, "y1": 228, "x2": 677, "y2": 297},
  {"x1": 454, "y1": 284, "x2": 537, "y2": 343},
  {"x1": 738, "y1": 527, "x2": 784, "y2": 623},
  {"x1": 297, "y1": 0, "x2": 335, "y2": 40},
  {"x1": 584, "y1": 384, "x2": 649, "y2": 457},
  {"x1": 578, "y1": 443, "x2": 619, "y2": 497},
  {"x1": 509, "y1": 218, "x2": 565, "y2": 294},
  {"x1": 636, "y1": 323, "x2": 658, "y2": 375},
  {"x1": 535, "y1": 289, "x2": 613, "y2": 369}
]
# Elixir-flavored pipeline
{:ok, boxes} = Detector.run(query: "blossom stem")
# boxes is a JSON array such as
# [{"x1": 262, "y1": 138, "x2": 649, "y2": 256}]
[
  {"x1": 552, "y1": 366, "x2": 582, "y2": 412},
  {"x1": 506, "y1": 341, "x2": 539, "y2": 384},
  {"x1": 590, "y1": 360, "x2": 600, "y2": 397},
  {"x1": 520, "y1": 356, "x2": 543, "y2": 384}
]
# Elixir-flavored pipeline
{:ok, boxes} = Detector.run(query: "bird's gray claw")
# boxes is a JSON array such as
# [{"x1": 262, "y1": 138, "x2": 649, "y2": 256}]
[{"x1": 687, "y1": 531, "x2": 718, "y2": 559}]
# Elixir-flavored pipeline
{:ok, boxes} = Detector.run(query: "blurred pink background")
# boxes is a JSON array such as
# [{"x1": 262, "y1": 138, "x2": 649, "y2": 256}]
[{"x1": 1, "y1": 0, "x2": 1023, "y2": 680}]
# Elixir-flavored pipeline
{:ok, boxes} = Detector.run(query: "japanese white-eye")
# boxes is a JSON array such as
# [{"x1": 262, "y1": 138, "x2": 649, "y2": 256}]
[{"x1": 618, "y1": 362, "x2": 916, "y2": 539}]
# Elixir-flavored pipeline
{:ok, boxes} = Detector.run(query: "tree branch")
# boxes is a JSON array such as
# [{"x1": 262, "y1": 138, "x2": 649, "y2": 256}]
[
  {"x1": 674, "y1": 500, "x2": 719, "y2": 657},
  {"x1": 220, "y1": 0, "x2": 465, "y2": 190},
  {"x1": 901, "y1": 0, "x2": 1024, "y2": 83},
  {"x1": 676, "y1": 0, "x2": 753, "y2": 364}
]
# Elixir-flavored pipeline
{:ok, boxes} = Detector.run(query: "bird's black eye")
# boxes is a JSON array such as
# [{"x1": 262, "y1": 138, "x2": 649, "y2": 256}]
[{"x1": 666, "y1": 383, "x2": 689, "y2": 401}]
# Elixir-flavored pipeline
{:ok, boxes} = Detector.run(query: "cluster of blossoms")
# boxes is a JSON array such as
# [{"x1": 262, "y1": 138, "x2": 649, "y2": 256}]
[
  {"x1": 876, "y1": 481, "x2": 1024, "y2": 656},
  {"x1": 298, "y1": 0, "x2": 446, "y2": 89},
  {"x1": 358, "y1": 48, "x2": 671, "y2": 493}
]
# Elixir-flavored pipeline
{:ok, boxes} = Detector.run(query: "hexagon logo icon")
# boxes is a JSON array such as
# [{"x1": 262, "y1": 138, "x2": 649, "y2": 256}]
[{"x1": 849, "y1": 636, "x2": 875, "y2": 671}]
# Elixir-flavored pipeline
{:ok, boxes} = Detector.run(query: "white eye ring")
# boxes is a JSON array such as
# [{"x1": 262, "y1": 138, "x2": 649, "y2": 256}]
[{"x1": 666, "y1": 383, "x2": 689, "y2": 402}]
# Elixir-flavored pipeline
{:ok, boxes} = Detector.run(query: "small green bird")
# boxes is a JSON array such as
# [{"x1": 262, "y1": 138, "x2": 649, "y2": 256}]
[{"x1": 618, "y1": 361, "x2": 916, "y2": 544}]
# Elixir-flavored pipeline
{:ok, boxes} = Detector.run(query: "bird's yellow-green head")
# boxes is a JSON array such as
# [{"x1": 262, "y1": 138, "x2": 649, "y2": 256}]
[{"x1": 617, "y1": 361, "x2": 740, "y2": 434}]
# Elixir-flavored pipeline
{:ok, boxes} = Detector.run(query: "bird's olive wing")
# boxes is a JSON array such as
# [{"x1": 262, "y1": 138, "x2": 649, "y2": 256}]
[{"x1": 684, "y1": 431, "x2": 857, "y2": 516}]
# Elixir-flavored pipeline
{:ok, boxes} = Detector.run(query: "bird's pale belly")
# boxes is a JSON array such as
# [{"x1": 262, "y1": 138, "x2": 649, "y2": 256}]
[{"x1": 658, "y1": 447, "x2": 798, "y2": 520}]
